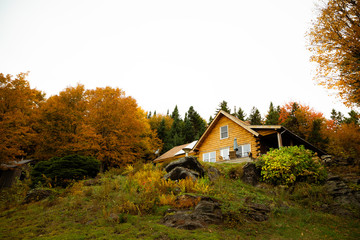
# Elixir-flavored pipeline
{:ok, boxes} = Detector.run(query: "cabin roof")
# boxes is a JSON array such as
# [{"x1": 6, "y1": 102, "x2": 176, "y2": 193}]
[{"x1": 153, "y1": 141, "x2": 197, "y2": 163}]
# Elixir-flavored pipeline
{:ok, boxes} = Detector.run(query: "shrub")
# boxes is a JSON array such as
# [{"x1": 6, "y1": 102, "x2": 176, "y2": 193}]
[
  {"x1": 31, "y1": 155, "x2": 100, "y2": 187},
  {"x1": 256, "y1": 146, "x2": 327, "y2": 185}
]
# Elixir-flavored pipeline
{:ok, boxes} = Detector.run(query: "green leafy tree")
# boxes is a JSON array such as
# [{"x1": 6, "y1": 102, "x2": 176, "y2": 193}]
[{"x1": 248, "y1": 107, "x2": 262, "y2": 125}]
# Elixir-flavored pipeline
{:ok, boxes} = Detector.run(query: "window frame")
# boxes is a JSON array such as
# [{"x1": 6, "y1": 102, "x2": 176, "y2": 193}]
[
  {"x1": 203, "y1": 151, "x2": 216, "y2": 162},
  {"x1": 220, "y1": 125, "x2": 229, "y2": 140},
  {"x1": 237, "y1": 143, "x2": 251, "y2": 157},
  {"x1": 220, "y1": 147, "x2": 230, "y2": 160}
]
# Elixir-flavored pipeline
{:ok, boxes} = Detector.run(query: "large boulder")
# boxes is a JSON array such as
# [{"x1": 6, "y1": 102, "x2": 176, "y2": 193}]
[
  {"x1": 207, "y1": 166, "x2": 221, "y2": 181},
  {"x1": 165, "y1": 157, "x2": 205, "y2": 177},
  {"x1": 162, "y1": 197, "x2": 223, "y2": 230},
  {"x1": 241, "y1": 162, "x2": 261, "y2": 186},
  {"x1": 164, "y1": 167, "x2": 200, "y2": 181}
]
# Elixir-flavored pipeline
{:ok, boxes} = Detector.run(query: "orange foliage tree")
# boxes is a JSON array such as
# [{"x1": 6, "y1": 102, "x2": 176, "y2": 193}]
[
  {"x1": 86, "y1": 87, "x2": 161, "y2": 167},
  {"x1": 324, "y1": 123, "x2": 360, "y2": 161},
  {"x1": 35, "y1": 85, "x2": 161, "y2": 167},
  {"x1": 308, "y1": 0, "x2": 360, "y2": 107},
  {"x1": 34, "y1": 84, "x2": 92, "y2": 160},
  {"x1": 0, "y1": 73, "x2": 44, "y2": 164},
  {"x1": 279, "y1": 102, "x2": 327, "y2": 148}
]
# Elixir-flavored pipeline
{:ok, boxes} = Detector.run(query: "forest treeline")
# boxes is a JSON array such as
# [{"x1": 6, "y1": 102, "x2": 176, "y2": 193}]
[{"x1": 1, "y1": 73, "x2": 359, "y2": 168}]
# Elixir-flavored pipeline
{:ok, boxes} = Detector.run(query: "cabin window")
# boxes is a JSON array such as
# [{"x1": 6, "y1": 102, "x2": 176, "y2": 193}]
[
  {"x1": 236, "y1": 144, "x2": 251, "y2": 157},
  {"x1": 220, "y1": 125, "x2": 228, "y2": 139},
  {"x1": 203, "y1": 151, "x2": 216, "y2": 162},
  {"x1": 220, "y1": 147, "x2": 230, "y2": 160}
]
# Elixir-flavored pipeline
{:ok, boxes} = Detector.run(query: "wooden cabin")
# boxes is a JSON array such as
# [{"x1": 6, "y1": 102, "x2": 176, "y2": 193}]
[{"x1": 154, "y1": 110, "x2": 326, "y2": 163}]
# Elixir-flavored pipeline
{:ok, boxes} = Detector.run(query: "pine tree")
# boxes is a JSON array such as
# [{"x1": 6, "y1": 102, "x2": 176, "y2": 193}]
[
  {"x1": 248, "y1": 107, "x2": 262, "y2": 125},
  {"x1": 344, "y1": 110, "x2": 359, "y2": 125},
  {"x1": 216, "y1": 100, "x2": 231, "y2": 114},
  {"x1": 235, "y1": 107, "x2": 246, "y2": 121},
  {"x1": 330, "y1": 109, "x2": 344, "y2": 126},
  {"x1": 265, "y1": 102, "x2": 280, "y2": 125},
  {"x1": 308, "y1": 119, "x2": 328, "y2": 150}
]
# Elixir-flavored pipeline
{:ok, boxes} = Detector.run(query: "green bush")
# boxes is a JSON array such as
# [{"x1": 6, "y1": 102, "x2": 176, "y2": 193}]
[
  {"x1": 31, "y1": 155, "x2": 100, "y2": 187},
  {"x1": 256, "y1": 146, "x2": 327, "y2": 185}
]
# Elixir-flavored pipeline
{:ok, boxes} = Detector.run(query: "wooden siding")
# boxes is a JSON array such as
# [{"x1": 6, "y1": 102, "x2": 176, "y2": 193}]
[{"x1": 197, "y1": 115, "x2": 259, "y2": 162}]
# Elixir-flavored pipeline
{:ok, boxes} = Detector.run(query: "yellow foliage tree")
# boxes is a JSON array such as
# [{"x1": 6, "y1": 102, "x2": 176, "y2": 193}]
[{"x1": 308, "y1": 0, "x2": 360, "y2": 107}]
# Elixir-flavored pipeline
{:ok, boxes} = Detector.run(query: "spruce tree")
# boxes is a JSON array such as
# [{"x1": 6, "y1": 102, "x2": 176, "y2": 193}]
[
  {"x1": 216, "y1": 100, "x2": 231, "y2": 114},
  {"x1": 265, "y1": 102, "x2": 280, "y2": 125},
  {"x1": 248, "y1": 107, "x2": 262, "y2": 125},
  {"x1": 235, "y1": 107, "x2": 246, "y2": 121}
]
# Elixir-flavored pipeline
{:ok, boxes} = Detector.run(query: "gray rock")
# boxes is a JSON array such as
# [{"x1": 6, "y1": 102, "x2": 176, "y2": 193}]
[
  {"x1": 23, "y1": 189, "x2": 53, "y2": 204},
  {"x1": 162, "y1": 197, "x2": 223, "y2": 230},
  {"x1": 207, "y1": 166, "x2": 221, "y2": 181},
  {"x1": 165, "y1": 157, "x2": 205, "y2": 177},
  {"x1": 240, "y1": 202, "x2": 271, "y2": 222},
  {"x1": 325, "y1": 175, "x2": 360, "y2": 208},
  {"x1": 164, "y1": 166, "x2": 199, "y2": 181},
  {"x1": 241, "y1": 162, "x2": 261, "y2": 186}
]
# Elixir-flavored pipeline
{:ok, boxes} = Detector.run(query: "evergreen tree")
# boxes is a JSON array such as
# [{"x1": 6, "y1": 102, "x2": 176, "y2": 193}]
[
  {"x1": 208, "y1": 116, "x2": 214, "y2": 125},
  {"x1": 162, "y1": 105, "x2": 185, "y2": 153},
  {"x1": 156, "y1": 118, "x2": 166, "y2": 143},
  {"x1": 216, "y1": 100, "x2": 231, "y2": 114},
  {"x1": 265, "y1": 102, "x2": 280, "y2": 125},
  {"x1": 183, "y1": 106, "x2": 207, "y2": 142},
  {"x1": 330, "y1": 109, "x2": 344, "y2": 126},
  {"x1": 183, "y1": 113, "x2": 195, "y2": 143},
  {"x1": 308, "y1": 119, "x2": 328, "y2": 150},
  {"x1": 248, "y1": 107, "x2": 262, "y2": 125},
  {"x1": 344, "y1": 110, "x2": 359, "y2": 125},
  {"x1": 282, "y1": 102, "x2": 301, "y2": 136},
  {"x1": 235, "y1": 107, "x2": 246, "y2": 121}
]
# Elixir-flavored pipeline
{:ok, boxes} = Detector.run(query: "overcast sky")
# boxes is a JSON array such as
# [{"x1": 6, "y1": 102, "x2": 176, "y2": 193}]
[{"x1": 0, "y1": 0, "x2": 354, "y2": 120}]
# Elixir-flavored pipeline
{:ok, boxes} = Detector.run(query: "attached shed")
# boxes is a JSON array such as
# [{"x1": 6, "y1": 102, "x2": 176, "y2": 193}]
[{"x1": 0, "y1": 159, "x2": 32, "y2": 189}]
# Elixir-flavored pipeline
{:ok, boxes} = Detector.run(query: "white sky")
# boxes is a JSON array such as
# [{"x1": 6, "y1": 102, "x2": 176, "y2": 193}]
[{"x1": 0, "y1": 0, "x2": 354, "y2": 120}]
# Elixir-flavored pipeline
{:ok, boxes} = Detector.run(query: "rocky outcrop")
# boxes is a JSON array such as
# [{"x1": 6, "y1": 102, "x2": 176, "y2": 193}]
[
  {"x1": 241, "y1": 162, "x2": 261, "y2": 186},
  {"x1": 206, "y1": 166, "x2": 221, "y2": 181},
  {"x1": 162, "y1": 197, "x2": 223, "y2": 230},
  {"x1": 23, "y1": 189, "x2": 54, "y2": 204},
  {"x1": 240, "y1": 202, "x2": 271, "y2": 222},
  {"x1": 165, "y1": 157, "x2": 205, "y2": 178},
  {"x1": 323, "y1": 175, "x2": 360, "y2": 217},
  {"x1": 164, "y1": 167, "x2": 200, "y2": 181}
]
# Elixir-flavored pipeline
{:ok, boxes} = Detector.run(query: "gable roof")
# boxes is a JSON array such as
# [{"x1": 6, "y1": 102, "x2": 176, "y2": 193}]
[
  {"x1": 153, "y1": 141, "x2": 197, "y2": 163},
  {"x1": 193, "y1": 110, "x2": 259, "y2": 151}
]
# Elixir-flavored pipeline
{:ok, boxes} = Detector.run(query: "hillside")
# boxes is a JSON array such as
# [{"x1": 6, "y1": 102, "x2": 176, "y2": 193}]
[{"x1": 1, "y1": 160, "x2": 360, "y2": 240}]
